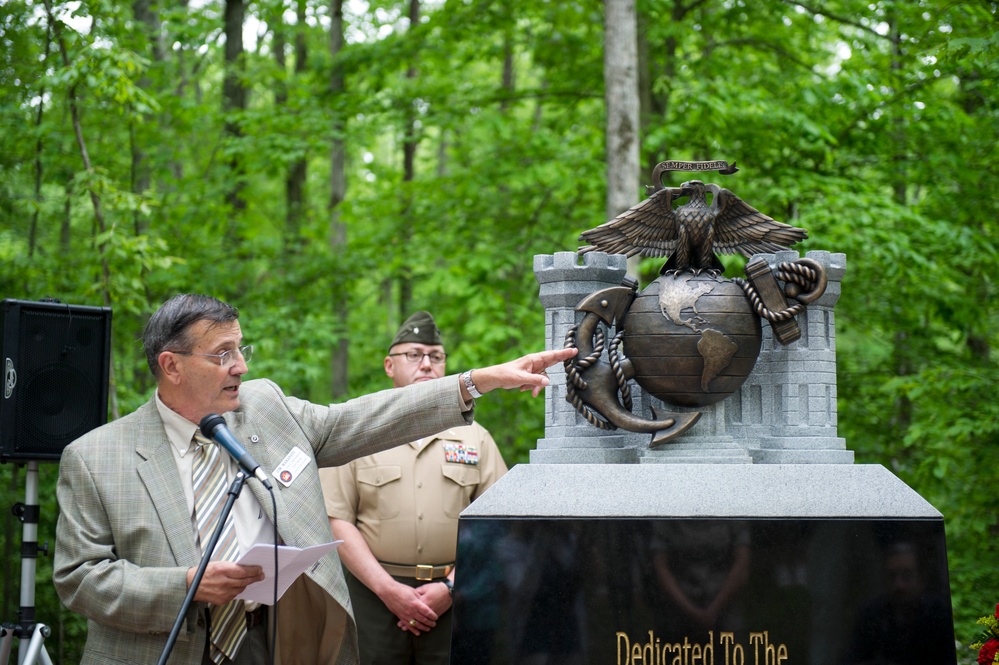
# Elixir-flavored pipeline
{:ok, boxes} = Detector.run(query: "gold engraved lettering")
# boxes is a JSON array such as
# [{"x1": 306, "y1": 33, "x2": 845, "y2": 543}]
[
  {"x1": 617, "y1": 632, "x2": 629, "y2": 665},
  {"x1": 615, "y1": 629, "x2": 787, "y2": 665},
  {"x1": 642, "y1": 630, "x2": 656, "y2": 664},
  {"x1": 667, "y1": 639, "x2": 683, "y2": 665},
  {"x1": 613, "y1": 630, "x2": 716, "y2": 665},
  {"x1": 720, "y1": 632, "x2": 744, "y2": 665},
  {"x1": 702, "y1": 631, "x2": 714, "y2": 665},
  {"x1": 749, "y1": 631, "x2": 788, "y2": 665}
]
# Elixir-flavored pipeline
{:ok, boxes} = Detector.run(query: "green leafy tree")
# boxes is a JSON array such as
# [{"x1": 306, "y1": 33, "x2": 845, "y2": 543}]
[{"x1": 0, "y1": 0, "x2": 995, "y2": 661}]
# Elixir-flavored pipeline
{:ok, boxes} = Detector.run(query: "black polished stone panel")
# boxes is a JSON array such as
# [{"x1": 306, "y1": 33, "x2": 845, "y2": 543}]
[{"x1": 450, "y1": 517, "x2": 955, "y2": 665}]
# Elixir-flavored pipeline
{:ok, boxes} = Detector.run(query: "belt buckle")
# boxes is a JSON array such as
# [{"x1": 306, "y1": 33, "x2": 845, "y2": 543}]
[{"x1": 415, "y1": 564, "x2": 434, "y2": 581}]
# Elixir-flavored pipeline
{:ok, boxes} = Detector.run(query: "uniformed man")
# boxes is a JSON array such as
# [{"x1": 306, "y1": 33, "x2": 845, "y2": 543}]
[{"x1": 320, "y1": 311, "x2": 508, "y2": 665}]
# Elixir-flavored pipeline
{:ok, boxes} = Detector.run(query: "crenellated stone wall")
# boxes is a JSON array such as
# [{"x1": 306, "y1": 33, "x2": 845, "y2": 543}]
[
  {"x1": 532, "y1": 252, "x2": 645, "y2": 463},
  {"x1": 532, "y1": 250, "x2": 851, "y2": 464},
  {"x1": 727, "y1": 250, "x2": 852, "y2": 463}
]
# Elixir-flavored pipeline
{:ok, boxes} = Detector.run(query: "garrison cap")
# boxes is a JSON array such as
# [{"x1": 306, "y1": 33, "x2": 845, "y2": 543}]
[{"x1": 390, "y1": 311, "x2": 443, "y2": 350}]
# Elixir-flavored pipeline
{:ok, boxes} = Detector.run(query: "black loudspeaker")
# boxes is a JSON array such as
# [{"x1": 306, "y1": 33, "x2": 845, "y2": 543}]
[{"x1": 1, "y1": 299, "x2": 112, "y2": 462}]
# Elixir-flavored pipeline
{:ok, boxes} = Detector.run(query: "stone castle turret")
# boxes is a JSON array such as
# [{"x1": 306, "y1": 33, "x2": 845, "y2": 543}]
[{"x1": 532, "y1": 250, "x2": 851, "y2": 464}]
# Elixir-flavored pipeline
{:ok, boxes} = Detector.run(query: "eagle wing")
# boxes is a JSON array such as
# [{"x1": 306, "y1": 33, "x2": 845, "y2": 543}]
[
  {"x1": 578, "y1": 186, "x2": 685, "y2": 258},
  {"x1": 709, "y1": 185, "x2": 808, "y2": 256}
]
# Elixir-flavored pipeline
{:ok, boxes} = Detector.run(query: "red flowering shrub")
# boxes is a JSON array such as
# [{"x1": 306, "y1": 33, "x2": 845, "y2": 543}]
[
  {"x1": 979, "y1": 638, "x2": 999, "y2": 665},
  {"x1": 972, "y1": 603, "x2": 999, "y2": 664}
]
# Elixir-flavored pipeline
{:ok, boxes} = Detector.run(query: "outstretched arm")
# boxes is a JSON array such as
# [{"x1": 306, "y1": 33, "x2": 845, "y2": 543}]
[{"x1": 460, "y1": 347, "x2": 577, "y2": 400}]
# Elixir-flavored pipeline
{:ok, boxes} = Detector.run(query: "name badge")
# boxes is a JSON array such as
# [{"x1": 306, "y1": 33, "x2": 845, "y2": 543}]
[{"x1": 273, "y1": 447, "x2": 311, "y2": 487}]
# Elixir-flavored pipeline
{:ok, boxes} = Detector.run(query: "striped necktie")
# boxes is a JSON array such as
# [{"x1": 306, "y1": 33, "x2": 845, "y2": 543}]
[{"x1": 193, "y1": 430, "x2": 247, "y2": 663}]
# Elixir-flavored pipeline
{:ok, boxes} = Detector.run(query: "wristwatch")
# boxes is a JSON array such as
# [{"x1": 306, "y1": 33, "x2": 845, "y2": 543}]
[
  {"x1": 460, "y1": 370, "x2": 482, "y2": 399},
  {"x1": 440, "y1": 577, "x2": 454, "y2": 597}
]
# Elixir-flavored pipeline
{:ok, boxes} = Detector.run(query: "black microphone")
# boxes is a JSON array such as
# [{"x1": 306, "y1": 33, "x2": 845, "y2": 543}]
[{"x1": 199, "y1": 413, "x2": 273, "y2": 490}]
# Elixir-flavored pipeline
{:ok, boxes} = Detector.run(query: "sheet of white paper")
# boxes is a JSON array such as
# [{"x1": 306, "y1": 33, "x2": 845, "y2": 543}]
[{"x1": 235, "y1": 541, "x2": 341, "y2": 605}]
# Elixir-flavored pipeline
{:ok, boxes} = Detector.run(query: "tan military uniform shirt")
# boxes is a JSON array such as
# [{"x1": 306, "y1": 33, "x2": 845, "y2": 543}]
[{"x1": 321, "y1": 422, "x2": 506, "y2": 565}]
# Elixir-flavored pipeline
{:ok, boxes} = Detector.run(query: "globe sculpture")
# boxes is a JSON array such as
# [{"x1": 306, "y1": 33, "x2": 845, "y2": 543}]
[
  {"x1": 564, "y1": 159, "x2": 828, "y2": 446},
  {"x1": 624, "y1": 273, "x2": 762, "y2": 408}
]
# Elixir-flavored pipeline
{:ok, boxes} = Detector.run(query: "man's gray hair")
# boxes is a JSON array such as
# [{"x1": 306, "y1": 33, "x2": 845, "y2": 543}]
[{"x1": 142, "y1": 294, "x2": 239, "y2": 376}]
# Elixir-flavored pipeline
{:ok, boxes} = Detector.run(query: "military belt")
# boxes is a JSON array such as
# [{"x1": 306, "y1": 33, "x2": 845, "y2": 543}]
[{"x1": 379, "y1": 562, "x2": 454, "y2": 581}]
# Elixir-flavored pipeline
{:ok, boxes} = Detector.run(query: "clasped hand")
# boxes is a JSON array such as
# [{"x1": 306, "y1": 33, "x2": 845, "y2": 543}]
[{"x1": 389, "y1": 580, "x2": 452, "y2": 635}]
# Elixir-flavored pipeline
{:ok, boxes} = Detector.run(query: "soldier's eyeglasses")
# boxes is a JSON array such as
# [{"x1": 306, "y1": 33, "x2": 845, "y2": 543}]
[{"x1": 389, "y1": 351, "x2": 446, "y2": 364}]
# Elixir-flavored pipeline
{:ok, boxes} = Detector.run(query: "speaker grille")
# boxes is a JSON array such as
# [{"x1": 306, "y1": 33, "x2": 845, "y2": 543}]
[{"x1": 1, "y1": 300, "x2": 112, "y2": 462}]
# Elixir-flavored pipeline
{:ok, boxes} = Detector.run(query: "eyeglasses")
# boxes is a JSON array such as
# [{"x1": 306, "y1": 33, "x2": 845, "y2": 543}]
[
  {"x1": 171, "y1": 345, "x2": 253, "y2": 368},
  {"x1": 388, "y1": 350, "x2": 447, "y2": 365}
]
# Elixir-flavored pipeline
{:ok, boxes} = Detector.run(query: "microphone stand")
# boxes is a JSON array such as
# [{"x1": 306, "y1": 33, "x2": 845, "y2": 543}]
[{"x1": 157, "y1": 471, "x2": 248, "y2": 665}]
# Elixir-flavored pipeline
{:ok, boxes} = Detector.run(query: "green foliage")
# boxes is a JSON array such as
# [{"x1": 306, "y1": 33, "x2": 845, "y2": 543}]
[{"x1": 0, "y1": 0, "x2": 996, "y2": 660}]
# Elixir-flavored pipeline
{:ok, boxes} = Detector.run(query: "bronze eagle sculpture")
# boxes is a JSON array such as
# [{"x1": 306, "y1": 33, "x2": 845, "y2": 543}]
[{"x1": 579, "y1": 174, "x2": 808, "y2": 275}]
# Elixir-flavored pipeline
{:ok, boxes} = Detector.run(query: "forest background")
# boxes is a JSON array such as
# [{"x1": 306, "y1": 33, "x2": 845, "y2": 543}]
[{"x1": 0, "y1": 0, "x2": 996, "y2": 662}]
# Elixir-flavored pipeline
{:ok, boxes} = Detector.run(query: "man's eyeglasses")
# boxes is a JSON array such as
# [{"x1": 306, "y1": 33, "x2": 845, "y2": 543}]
[
  {"x1": 171, "y1": 345, "x2": 253, "y2": 368},
  {"x1": 388, "y1": 350, "x2": 447, "y2": 365}
]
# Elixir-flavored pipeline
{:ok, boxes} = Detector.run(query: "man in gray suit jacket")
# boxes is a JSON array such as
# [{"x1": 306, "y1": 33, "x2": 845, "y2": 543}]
[{"x1": 53, "y1": 294, "x2": 572, "y2": 665}]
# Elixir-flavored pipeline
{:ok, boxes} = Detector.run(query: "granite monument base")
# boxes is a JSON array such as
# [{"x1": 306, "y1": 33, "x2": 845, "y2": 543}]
[{"x1": 451, "y1": 464, "x2": 955, "y2": 665}]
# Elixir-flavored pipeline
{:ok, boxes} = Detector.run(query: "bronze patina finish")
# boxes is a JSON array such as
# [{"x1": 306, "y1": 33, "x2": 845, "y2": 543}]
[
  {"x1": 562, "y1": 280, "x2": 702, "y2": 447},
  {"x1": 624, "y1": 272, "x2": 762, "y2": 408},
  {"x1": 579, "y1": 161, "x2": 808, "y2": 276},
  {"x1": 736, "y1": 256, "x2": 828, "y2": 345},
  {"x1": 565, "y1": 161, "x2": 827, "y2": 446}
]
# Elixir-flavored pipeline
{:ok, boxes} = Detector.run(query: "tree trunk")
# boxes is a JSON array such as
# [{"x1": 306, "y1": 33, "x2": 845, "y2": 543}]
[
  {"x1": 398, "y1": 0, "x2": 420, "y2": 318},
  {"x1": 603, "y1": 0, "x2": 640, "y2": 278},
  {"x1": 173, "y1": 0, "x2": 192, "y2": 143},
  {"x1": 29, "y1": 30, "x2": 48, "y2": 260},
  {"x1": 329, "y1": 0, "x2": 349, "y2": 399},
  {"x1": 501, "y1": 27, "x2": 514, "y2": 114},
  {"x1": 131, "y1": 0, "x2": 164, "y2": 236},
  {"x1": 887, "y1": 14, "x2": 912, "y2": 434},
  {"x1": 273, "y1": 8, "x2": 287, "y2": 105},
  {"x1": 223, "y1": 0, "x2": 247, "y2": 226},
  {"x1": 285, "y1": 0, "x2": 308, "y2": 252}
]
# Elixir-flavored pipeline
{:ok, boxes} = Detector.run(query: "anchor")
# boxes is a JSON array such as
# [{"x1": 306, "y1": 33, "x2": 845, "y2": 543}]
[{"x1": 563, "y1": 280, "x2": 701, "y2": 447}]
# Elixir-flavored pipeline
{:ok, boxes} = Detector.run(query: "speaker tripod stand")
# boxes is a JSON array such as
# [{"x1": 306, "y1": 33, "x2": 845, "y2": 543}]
[{"x1": 1, "y1": 461, "x2": 54, "y2": 665}]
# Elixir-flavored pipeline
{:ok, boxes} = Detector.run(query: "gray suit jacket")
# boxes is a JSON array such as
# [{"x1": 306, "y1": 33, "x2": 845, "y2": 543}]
[{"x1": 54, "y1": 377, "x2": 472, "y2": 664}]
